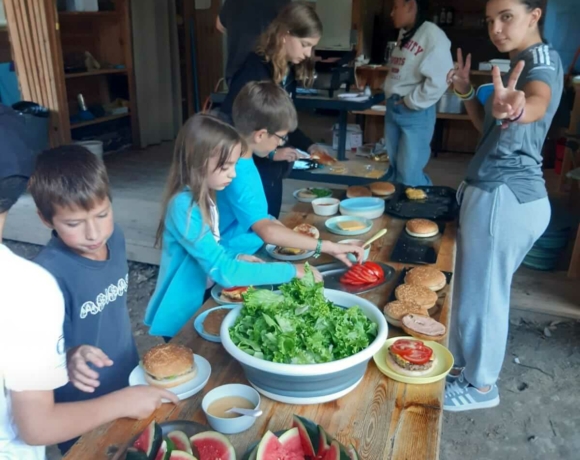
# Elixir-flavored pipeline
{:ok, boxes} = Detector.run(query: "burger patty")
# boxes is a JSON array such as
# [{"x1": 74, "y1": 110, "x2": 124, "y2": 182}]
[
  {"x1": 388, "y1": 349, "x2": 433, "y2": 371},
  {"x1": 145, "y1": 367, "x2": 194, "y2": 381}
]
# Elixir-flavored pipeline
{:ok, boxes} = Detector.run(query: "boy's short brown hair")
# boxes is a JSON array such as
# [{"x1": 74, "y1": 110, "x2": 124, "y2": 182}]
[
  {"x1": 28, "y1": 145, "x2": 111, "y2": 223},
  {"x1": 232, "y1": 81, "x2": 298, "y2": 137}
]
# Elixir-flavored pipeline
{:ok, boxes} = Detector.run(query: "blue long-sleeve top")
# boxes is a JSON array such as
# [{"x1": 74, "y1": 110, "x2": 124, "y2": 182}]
[{"x1": 145, "y1": 190, "x2": 296, "y2": 337}]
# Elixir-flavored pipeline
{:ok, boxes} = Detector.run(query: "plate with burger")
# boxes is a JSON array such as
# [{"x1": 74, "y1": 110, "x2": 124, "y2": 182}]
[
  {"x1": 129, "y1": 343, "x2": 211, "y2": 400},
  {"x1": 373, "y1": 337, "x2": 453, "y2": 385},
  {"x1": 265, "y1": 223, "x2": 320, "y2": 261},
  {"x1": 194, "y1": 305, "x2": 235, "y2": 342},
  {"x1": 211, "y1": 284, "x2": 273, "y2": 305}
]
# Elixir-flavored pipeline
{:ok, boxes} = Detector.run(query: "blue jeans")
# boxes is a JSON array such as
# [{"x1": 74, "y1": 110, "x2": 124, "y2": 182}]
[
  {"x1": 450, "y1": 185, "x2": 551, "y2": 387},
  {"x1": 384, "y1": 95, "x2": 436, "y2": 186}
]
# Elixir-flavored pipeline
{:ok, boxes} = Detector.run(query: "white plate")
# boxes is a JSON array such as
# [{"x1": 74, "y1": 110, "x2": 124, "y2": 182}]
[
  {"x1": 129, "y1": 354, "x2": 211, "y2": 401},
  {"x1": 265, "y1": 244, "x2": 314, "y2": 261},
  {"x1": 293, "y1": 188, "x2": 332, "y2": 203},
  {"x1": 211, "y1": 284, "x2": 273, "y2": 305}
]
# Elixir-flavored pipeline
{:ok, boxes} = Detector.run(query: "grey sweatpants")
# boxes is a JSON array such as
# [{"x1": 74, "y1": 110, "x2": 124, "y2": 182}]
[{"x1": 449, "y1": 184, "x2": 551, "y2": 388}]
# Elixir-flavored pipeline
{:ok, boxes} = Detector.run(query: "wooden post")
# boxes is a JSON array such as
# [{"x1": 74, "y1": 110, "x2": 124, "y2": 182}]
[{"x1": 3, "y1": 0, "x2": 69, "y2": 146}]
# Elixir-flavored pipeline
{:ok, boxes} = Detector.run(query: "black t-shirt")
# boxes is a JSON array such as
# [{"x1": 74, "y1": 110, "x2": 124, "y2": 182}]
[
  {"x1": 0, "y1": 104, "x2": 35, "y2": 180},
  {"x1": 220, "y1": 0, "x2": 290, "y2": 81}
]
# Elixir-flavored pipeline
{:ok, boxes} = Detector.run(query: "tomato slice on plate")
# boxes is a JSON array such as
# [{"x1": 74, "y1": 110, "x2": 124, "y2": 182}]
[
  {"x1": 403, "y1": 348, "x2": 433, "y2": 364},
  {"x1": 391, "y1": 339, "x2": 434, "y2": 364},
  {"x1": 340, "y1": 274, "x2": 364, "y2": 285},
  {"x1": 345, "y1": 269, "x2": 369, "y2": 284},
  {"x1": 351, "y1": 265, "x2": 378, "y2": 283},
  {"x1": 363, "y1": 262, "x2": 384, "y2": 279}
]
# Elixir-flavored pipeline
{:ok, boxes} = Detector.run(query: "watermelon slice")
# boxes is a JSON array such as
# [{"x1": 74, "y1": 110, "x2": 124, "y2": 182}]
[
  {"x1": 279, "y1": 428, "x2": 305, "y2": 457},
  {"x1": 292, "y1": 415, "x2": 318, "y2": 457},
  {"x1": 154, "y1": 440, "x2": 168, "y2": 460},
  {"x1": 133, "y1": 421, "x2": 163, "y2": 460},
  {"x1": 255, "y1": 430, "x2": 305, "y2": 460},
  {"x1": 316, "y1": 426, "x2": 331, "y2": 459},
  {"x1": 190, "y1": 431, "x2": 235, "y2": 460},
  {"x1": 168, "y1": 452, "x2": 198, "y2": 460},
  {"x1": 321, "y1": 440, "x2": 350, "y2": 460},
  {"x1": 347, "y1": 444, "x2": 360, "y2": 460},
  {"x1": 167, "y1": 431, "x2": 193, "y2": 455},
  {"x1": 126, "y1": 448, "x2": 149, "y2": 460}
]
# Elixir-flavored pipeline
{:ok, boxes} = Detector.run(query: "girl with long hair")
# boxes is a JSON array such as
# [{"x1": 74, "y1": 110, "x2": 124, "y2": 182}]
[
  {"x1": 383, "y1": 0, "x2": 453, "y2": 185},
  {"x1": 219, "y1": 2, "x2": 324, "y2": 219},
  {"x1": 444, "y1": 0, "x2": 563, "y2": 411},
  {"x1": 145, "y1": 114, "x2": 320, "y2": 340}
]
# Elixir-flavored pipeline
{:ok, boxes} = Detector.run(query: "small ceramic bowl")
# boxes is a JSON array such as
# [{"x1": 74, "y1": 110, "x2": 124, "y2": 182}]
[
  {"x1": 201, "y1": 384, "x2": 261, "y2": 434},
  {"x1": 312, "y1": 197, "x2": 340, "y2": 216},
  {"x1": 338, "y1": 239, "x2": 370, "y2": 263}
]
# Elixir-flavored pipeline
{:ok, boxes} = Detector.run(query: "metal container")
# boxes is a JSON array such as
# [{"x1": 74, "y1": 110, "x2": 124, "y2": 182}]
[{"x1": 437, "y1": 89, "x2": 466, "y2": 114}]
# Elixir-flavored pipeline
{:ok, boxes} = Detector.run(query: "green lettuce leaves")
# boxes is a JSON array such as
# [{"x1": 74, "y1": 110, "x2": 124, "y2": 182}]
[{"x1": 229, "y1": 266, "x2": 378, "y2": 364}]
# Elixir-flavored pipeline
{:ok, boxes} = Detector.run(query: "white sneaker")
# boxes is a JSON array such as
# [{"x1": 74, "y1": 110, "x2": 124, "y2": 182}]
[{"x1": 444, "y1": 374, "x2": 500, "y2": 412}]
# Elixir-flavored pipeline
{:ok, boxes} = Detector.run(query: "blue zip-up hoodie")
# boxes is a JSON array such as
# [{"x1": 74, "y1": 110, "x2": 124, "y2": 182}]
[{"x1": 145, "y1": 190, "x2": 296, "y2": 337}]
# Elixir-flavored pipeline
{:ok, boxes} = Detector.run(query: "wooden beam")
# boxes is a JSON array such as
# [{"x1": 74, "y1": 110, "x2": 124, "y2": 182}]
[{"x1": 3, "y1": 0, "x2": 68, "y2": 146}]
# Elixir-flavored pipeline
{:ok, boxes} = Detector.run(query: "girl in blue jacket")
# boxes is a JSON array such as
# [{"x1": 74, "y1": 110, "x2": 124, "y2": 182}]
[{"x1": 145, "y1": 114, "x2": 320, "y2": 339}]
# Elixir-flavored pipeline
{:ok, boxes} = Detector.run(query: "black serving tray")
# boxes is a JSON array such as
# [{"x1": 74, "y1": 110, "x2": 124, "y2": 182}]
[
  {"x1": 317, "y1": 261, "x2": 396, "y2": 295},
  {"x1": 383, "y1": 185, "x2": 459, "y2": 221},
  {"x1": 390, "y1": 221, "x2": 446, "y2": 265}
]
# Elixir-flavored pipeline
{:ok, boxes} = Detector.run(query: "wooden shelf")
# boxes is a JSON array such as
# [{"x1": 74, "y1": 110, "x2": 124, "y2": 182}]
[
  {"x1": 59, "y1": 11, "x2": 119, "y2": 18},
  {"x1": 352, "y1": 108, "x2": 471, "y2": 121},
  {"x1": 71, "y1": 112, "x2": 129, "y2": 129},
  {"x1": 65, "y1": 69, "x2": 127, "y2": 79}
]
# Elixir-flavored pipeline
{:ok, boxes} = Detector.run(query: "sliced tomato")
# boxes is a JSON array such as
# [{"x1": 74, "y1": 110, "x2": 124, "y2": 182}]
[
  {"x1": 340, "y1": 274, "x2": 365, "y2": 285},
  {"x1": 351, "y1": 265, "x2": 378, "y2": 283},
  {"x1": 346, "y1": 267, "x2": 371, "y2": 283},
  {"x1": 363, "y1": 262, "x2": 384, "y2": 279},
  {"x1": 403, "y1": 348, "x2": 433, "y2": 365},
  {"x1": 391, "y1": 339, "x2": 425, "y2": 354}
]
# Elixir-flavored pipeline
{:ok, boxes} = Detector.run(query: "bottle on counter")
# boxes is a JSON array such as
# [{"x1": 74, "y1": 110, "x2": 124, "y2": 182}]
[
  {"x1": 446, "y1": 7, "x2": 454, "y2": 26},
  {"x1": 439, "y1": 7, "x2": 447, "y2": 26}
]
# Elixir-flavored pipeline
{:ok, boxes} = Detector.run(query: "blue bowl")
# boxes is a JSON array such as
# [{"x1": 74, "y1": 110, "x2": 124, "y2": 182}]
[{"x1": 340, "y1": 197, "x2": 385, "y2": 211}]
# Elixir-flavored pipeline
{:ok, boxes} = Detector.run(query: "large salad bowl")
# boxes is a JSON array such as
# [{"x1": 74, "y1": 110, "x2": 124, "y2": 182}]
[{"x1": 220, "y1": 289, "x2": 388, "y2": 404}]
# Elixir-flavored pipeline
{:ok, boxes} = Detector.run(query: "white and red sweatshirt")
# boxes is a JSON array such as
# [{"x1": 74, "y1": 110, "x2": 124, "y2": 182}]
[{"x1": 384, "y1": 21, "x2": 453, "y2": 110}]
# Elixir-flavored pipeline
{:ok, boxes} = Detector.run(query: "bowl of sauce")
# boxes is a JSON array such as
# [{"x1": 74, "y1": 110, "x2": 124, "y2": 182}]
[{"x1": 201, "y1": 384, "x2": 261, "y2": 434}]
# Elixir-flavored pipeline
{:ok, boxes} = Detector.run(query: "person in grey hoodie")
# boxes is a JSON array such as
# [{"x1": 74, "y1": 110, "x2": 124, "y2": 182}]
[{"x1": 383, "y1": 0, "x2": 453, "y2": 185}]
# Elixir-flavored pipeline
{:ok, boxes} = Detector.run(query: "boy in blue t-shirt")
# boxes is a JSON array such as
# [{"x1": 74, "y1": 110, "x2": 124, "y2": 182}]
[
  {"x1": 217, "y1": 81, "x2": 364, "y2": 265},
  {"x1": 30, "y1": 145, "x2": 140, "y2": 454}
]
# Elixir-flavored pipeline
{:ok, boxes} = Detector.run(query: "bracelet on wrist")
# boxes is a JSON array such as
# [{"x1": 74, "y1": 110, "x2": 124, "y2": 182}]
[
  {"x1": 508, "y1": 108, "x2": 525, "y2": 123},
  {"x1": 454, "y1": 85, "x2": 475, "y2": 100},
  {"x1": 313, "y1": 239, "x2": 323, "y2": 259}
]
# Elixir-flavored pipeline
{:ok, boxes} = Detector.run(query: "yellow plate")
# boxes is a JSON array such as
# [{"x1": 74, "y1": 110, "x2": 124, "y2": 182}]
[{"x1": 373, "y1": 337, "x2": 454, "y2": 385}]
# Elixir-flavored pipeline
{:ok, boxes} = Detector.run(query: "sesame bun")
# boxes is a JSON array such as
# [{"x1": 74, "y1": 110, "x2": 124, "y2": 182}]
[
  {"x1": 386, "y1": 350, "x2": 438, "y2": 377},
  {"x1": 405, "y1": 219, "x2": 439, "y2": 238},
  {"x1": 401, "y1": 314, "x2": 447, "y2": 341},
  {"x1": 346, "y1": 186, "x2": 372, "y2": 198},
  {"x1": 293, "y1": 223, "x2": 320, "y2": 239},
  {"x1": 395, "y1": 284, "x2": 438, "y2": 309},
  {"x1": 370, "y1": 182, "x2": 396, "y2": 197},
  {"x1": 404, "y1": 266, "x2": 447, "y2": 291},
  {"x1": 383, "y1": 300, "x2": 429, "y2": 328},
  {"x1": 142, "y1": 344, "x2": 197, "y2": 388}
]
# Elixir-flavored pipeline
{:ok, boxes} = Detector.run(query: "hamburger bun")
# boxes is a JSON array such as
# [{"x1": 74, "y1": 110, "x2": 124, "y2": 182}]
[
  {"x1": 383, "y1": 300, "x2": 429, "y2": 328},
  {"x1": 293, "y1": 223, "x2": 320, "y2": 239},
  {"x1": 401, "y1": 314, "x2": 447, "y2": 341},
  {"x1": 310, "y1": 149, "x2": 337, "y2": 166},
  {"x1": 395, "y1": 284, "x2": 438, "y2": 309},
  {"x1": 405, "y1": 219, "x2": 439, "y2": 238},
  {"x1": 142, "y1": 344, "x2": 197, "y2": 388},
  {"x1": 346, "y1": 186, "x2": 372, "y2": 198},
  {"x1": 203, "y1": 308, "x2": 230, "y2": 336},
  {"x1": 404, "y1": 266, "x2": 447, "y2": 291},
  {"x1": 370, "y1": 182, "x2": 396, "y2": 197}
]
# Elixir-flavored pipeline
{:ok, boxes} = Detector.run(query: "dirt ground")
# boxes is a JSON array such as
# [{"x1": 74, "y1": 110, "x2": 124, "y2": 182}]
[{"x1": 6, "y1": 240, "x2": 580, "y2": 460}]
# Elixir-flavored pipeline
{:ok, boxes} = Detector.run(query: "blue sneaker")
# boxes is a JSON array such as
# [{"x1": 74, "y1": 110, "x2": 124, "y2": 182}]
[{"x1": 444, "y1": 374, "x2": 500, "y2": 412}]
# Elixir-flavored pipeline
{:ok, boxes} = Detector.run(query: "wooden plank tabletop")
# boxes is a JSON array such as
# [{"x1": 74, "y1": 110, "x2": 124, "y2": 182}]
[{"x1": 64, "y1": 201, "x2": 456, "y2": 460}]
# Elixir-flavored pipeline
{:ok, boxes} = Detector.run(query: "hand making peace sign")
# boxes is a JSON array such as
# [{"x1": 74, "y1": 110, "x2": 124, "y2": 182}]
[
  {"x1": 491, "y1": 60, "x2": 526, "y2": 122},
  {"x1": 446, "y1": 48, "x2": 472, "y2": 95}
]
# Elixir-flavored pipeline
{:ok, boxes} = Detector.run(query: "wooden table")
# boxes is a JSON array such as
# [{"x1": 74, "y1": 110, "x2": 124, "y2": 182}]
[{"x1": 65, "y1": 201, "x2": 457, "y2": 460}]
